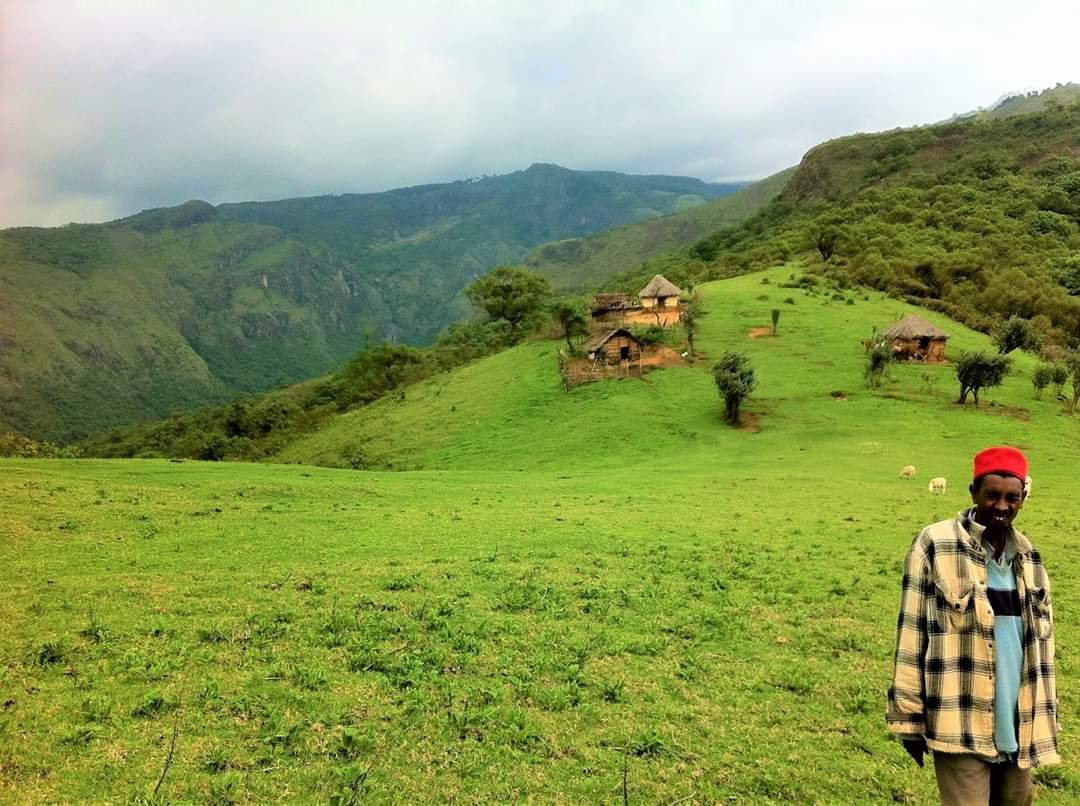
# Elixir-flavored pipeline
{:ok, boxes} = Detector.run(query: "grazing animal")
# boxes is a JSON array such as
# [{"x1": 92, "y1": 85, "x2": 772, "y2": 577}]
[
  {"x1": 899, "y1": 465, "x2": 917, "y2": 479},
  {"x1": 1024, "y1": 475, "x2": 1032, "y2": 500},
  {"x1": 928, "y1": 477, "x2": 947, "y2": 494}
]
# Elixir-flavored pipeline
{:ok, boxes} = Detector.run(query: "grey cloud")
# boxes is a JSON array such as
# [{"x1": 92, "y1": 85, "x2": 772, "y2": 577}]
[{"x1": 3, "y1": 0, "x2": 1079, "y2": 227}]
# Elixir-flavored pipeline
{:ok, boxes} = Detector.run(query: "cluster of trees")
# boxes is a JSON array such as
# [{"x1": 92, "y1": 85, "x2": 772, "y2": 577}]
[{"x1": 0, "y1": 431, "x2": 84, "y2": 458}]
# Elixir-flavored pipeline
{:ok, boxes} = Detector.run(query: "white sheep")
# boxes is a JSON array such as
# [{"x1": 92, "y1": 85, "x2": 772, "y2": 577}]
[
  {"x1": 899, "y1": 465, "x2": 917, "y2": 479},
  {"x1": 928, "y1": 477, "x2": 947, "y2": 494}
]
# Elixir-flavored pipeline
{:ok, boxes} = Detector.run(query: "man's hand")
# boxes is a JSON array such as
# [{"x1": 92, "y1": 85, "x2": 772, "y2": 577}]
[{"x1": 901, "y1": 737, "x2": 927, "y2": 767}]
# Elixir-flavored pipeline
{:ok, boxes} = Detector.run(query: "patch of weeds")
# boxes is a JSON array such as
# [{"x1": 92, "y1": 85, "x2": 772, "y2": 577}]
[
  {"x1": 536, "y1": 683, "x2": 581, "y2": 712},
  {"x1": 196, "y1": 624, "x2": 230, "y2": 644},
  {"x1": 600, "y1": 679, "x2": 625, "y2": 703},
  {"x1": 1034, "y1": 766, "x2": 1080, "y2": 792},
  {"x1": 143, "y1": 617, "x2": 172, "y2": 638},
  {"x1": 497, "y1": 707, "x2": 542, "y2": 750},
  {"x1": 131, "y1": 690, "x2": 172, "y2": 718},
  {"x1": 620, "y1": 636, "x2": 666, "y2": 656},
  {"x1": 204, "y1": 744, "x2": 232, "y2": 773},
  {"x1": 34, "y1": 639, "x2": 66, "y2": 666},
  {"x1": 842, "y1": 689, "x2": 875, "y2": 715},
  {"x1": 674, "y1": 650, "x2": 706, "y2": 681},
  {"x1": 80, "y1": 695, "x2": 113, "y2": 723},
  {"x1": 383, "y1": 575, "x2": 418, "y2": 592},
  {"x1": 260, "y1": 711, "x2": 304, "y2": 754},
  {"x1": 207, "y1": 772, "x2": 242, "y2": 805},
  {"x1": 290, "y1": 663, "x2": 328, "y2": 691},
  {"x1": 78, "y1": 609, "x2": 109, "y2": 643},
  {"x1": 335, "y1": 726, "x2": 374, "y2": 760},
  {"x1": 328, "y1": 763, "x2": 371, "y2": 806},
  {"x1": 630, "y1": 728, "x2": 667, "y2": 757},
  {"x1": 58, "y1": 519, "x2": 80, "y2": 532},
  {"x1": 771, "y1": 670, "x2": 816, "y2": 696},
  {"x1": 344, "y1": 642, "x2": 382, "y2": 674},
  {"x1": 61, "y1": 724, "x2": 102, "y2": 746},
  {"x1": 498, "y1": 576, "x2": 563, "y2": 613}
]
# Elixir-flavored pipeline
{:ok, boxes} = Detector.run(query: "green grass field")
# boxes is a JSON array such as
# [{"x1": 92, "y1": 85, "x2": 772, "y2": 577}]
[{"x1": 3, "y1": 267, "x2": 1079, "y2": 803}]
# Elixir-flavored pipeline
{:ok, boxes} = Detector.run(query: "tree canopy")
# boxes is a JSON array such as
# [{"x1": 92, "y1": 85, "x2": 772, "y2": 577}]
[
  {"x1": 465, "y1": 267, "x2": 551, "y2": 335},
  {"x1": 712, "y1": 352, "x2": 757, "y2": 424},
  {"x1": 955, "y1": 351, "x2": 1011, "y2": 405}
]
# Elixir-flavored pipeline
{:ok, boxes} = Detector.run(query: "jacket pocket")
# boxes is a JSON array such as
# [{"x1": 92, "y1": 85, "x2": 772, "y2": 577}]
[
  {"x1": 1029, "y1": 586, "x2": 1053, "y2": 640},
  {"x1": 936, "y1": 581, "x2": 974, "y2": 632}
]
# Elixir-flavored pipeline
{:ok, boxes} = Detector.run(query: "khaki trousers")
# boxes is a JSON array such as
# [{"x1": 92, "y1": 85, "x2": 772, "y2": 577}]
[{"x1": 933, "y1": 751, "x2": 1032, "y2": 806}]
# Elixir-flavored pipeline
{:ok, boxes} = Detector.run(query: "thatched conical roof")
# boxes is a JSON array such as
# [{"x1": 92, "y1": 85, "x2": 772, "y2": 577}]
[
  {"x1": 638, "y1": 274, "x2": 682, "y2": 299},
  {"x1": 881, "y1": 314, "x2": 948, "y2": 340}
]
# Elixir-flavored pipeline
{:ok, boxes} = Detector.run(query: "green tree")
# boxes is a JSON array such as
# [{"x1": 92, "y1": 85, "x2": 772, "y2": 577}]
[
  {"x1": 680, "y1": 294, "x2": 703, "y2": 355},
  {"x1": 771, "y1": 308, "x2": 780, "y2": 336},
  {"x1": 1051, "y1": 362, "x2": 1070, "y2": 397},
  {"x1": 712, "y1": 352, "x2": 757, "y2": 425},
  {"x1": 551, "y1": 302, "x2": 589, "y2": 353},
  {"x1": 815, "y1": 227, "x2": 839, "y2": 262},
  {"x1": 1032, "y1": 363, "x2": 1055, "y2": 399},
  {"x1": 864, "y1": 344, "x2": 893, "y2": 388},
  {"x1": 465, "y1": 267, "x2": 551, "y2": 336},
  {"x1": 1067, "y1": 351, "x2": 1080, "y2": 413},
  {"x1": 955, "y1": 351, "x2": 1011, "y2": 406},
  {"x1": 993, "y1": 315, "x2": 1042, "y2": 354}
]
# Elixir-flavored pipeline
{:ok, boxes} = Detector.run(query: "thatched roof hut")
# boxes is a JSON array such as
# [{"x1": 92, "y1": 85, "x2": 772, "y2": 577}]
[
  {"x1": 880, "y1": 314, "x2": 948, "y2": 362},
  {"x1": 881, "y1": 315, "x2": 948, "y2": 340},
  {"x1": 638, "y1": 274, "x2": 682, "y2": 300}
]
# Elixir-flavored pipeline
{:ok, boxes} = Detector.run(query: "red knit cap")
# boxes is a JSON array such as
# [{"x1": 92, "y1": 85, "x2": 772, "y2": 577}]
[{"x1": 973, "y1": 446, "x2": 1028, "y2": 481}]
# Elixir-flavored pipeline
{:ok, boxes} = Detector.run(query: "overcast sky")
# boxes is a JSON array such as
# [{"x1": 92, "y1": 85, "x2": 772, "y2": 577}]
[{"x1": 3, "y1": 0, "x2": 1079, "y2": 228}]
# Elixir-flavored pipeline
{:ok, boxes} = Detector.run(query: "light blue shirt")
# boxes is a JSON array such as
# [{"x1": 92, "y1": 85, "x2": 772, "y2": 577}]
[{"x1": 985, "y1": 539, "x2": 1024, "y2": 757}]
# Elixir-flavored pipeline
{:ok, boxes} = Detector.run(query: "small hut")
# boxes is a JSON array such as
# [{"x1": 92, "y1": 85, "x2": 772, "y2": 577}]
[
  {"x1": 584, "y1": 328, "x2": 643, "y2": 365},
  {"x1": 880, "y1": 315, "x2": 948, "y2": 361},
  {"x1": 590, "y1": 293, "x2": 637, "y2": 328},
  {"x1": 632, "y1": 274, "x2": 683, "y2": 326}
]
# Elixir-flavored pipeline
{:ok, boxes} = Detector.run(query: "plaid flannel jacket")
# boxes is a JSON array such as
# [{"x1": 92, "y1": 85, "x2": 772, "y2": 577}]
[{"x1": 887, "y1": 510, "x2": 1060, "y2": 768}]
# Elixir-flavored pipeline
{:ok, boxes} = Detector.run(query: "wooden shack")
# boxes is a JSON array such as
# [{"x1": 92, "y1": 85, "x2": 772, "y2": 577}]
[
  {"x1": 590, "y1": 293, "x2": 637, "y2": 328},
  {"x1": 585, "y1": 328, "x2": 643, "y2": 364},
  {"x1": 880, "y1": 314, "x2": 948, "y2": 362},
  {"x1": 629, "y1": 274, "x2": 683, "y2": 326}
]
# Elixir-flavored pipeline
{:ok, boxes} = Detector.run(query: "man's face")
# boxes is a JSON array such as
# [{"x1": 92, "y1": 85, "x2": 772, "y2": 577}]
[{"x1": 969, "y1": 473, "x2": 1024, "y2": 532}]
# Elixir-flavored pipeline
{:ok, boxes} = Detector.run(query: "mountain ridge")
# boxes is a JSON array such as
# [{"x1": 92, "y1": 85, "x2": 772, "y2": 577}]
[{"x1": 1, "y1": 165, "x2": 743, "y2": 440}]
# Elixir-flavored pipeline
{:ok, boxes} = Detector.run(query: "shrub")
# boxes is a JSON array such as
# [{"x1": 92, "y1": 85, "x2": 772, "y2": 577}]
[
  {"x1": 712, "y1": 352, "x2": 757, "y2": 425},
  {"x1": 864, "y1": 344, "x2": 893, "y2": 388},
  {"x1": 955, "y1": 351, "x2": 1011, "y2": 406}
]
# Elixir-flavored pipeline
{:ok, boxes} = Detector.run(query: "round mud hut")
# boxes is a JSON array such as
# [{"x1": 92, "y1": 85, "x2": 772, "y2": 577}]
[{"x1": 880, "y1": 314, "x2": 948, "y2": 362}]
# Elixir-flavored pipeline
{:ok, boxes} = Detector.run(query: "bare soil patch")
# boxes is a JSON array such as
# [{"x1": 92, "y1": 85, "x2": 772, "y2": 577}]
[
  {"x1": 748, "y1": 327, "x2": 773, "y2": 340},
  {"x1": 739, "y1": 413, "x2": 760, "y2": 433}
]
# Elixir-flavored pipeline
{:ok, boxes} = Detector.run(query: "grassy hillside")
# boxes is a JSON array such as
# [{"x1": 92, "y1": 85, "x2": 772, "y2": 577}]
[
  {"x1": 2, "y1": 167, "x2": 737, "y2": 441},
  {"x1": 523, "y1": 167, "x2": 794, "y2": 291},
  {"x1": 4, "y1": 267, "x2": 1079, "y2": 803},
  {"x1": 275, "y1": 265, "x2": 1080, "y2": 472},
  {"x1": 593, "y1": 103, "x2": 1080, "y2": 354}
]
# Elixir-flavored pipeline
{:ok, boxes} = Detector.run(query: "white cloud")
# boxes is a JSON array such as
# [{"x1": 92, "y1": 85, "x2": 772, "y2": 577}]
[{"x1": 2, "y1": 0, "x2": 1079, "y2": 226}]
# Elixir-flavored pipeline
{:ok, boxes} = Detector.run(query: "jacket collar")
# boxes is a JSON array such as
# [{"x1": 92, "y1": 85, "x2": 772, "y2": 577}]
[{"x1": 956, "y1": 508, "x2": 1033, "y2": 557}]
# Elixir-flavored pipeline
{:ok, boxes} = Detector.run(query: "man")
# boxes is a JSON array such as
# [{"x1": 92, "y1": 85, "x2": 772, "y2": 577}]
[{"x1": 887, "y1": 447, "x2": 1059, "y2": 805}]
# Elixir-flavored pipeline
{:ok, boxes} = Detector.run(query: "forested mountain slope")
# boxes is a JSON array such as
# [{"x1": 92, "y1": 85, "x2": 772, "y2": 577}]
[
  {"x1": 598, "y1": 103, "x2": 1080, "y2": 351},
  {"x1": 523, "y1": 167, "x2": 795, "y2": 291},
  {"x1": 1, "y1": 167, "x2": 736, "y2": 440}
]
